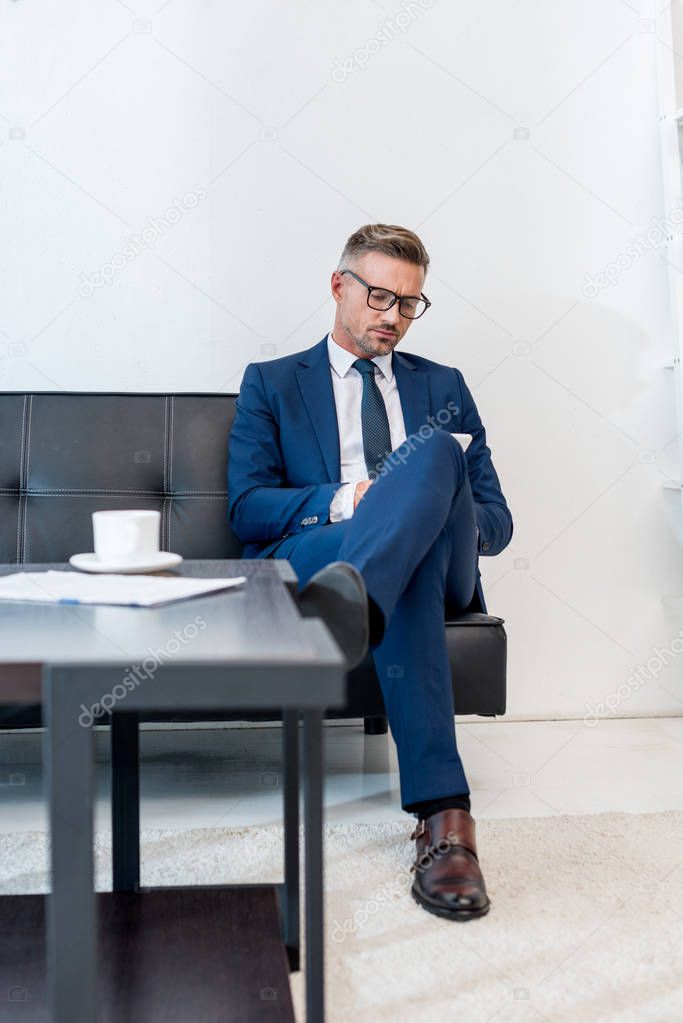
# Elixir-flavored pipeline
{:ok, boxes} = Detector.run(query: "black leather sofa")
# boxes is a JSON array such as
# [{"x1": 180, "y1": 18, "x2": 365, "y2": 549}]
[{"x1": 0, "y1": 391, "x2": 507, "y2": 731}]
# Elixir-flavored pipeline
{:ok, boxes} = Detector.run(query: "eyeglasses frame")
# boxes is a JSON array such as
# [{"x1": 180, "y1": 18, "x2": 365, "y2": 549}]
[{"x1": 338, "y1": 268, "x2": 431, "y2": 320}]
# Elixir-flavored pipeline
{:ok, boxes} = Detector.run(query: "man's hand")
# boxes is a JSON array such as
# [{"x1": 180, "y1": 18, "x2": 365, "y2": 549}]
[{"x1": 353, "y1": 479, "x2": 373, "y2": 510}]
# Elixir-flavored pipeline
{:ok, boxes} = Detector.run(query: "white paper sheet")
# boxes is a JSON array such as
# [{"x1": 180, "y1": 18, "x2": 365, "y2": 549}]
[
  {"x1": 0, "y1": 571, "x2": 247, "y2": 608},
  {"x1": 451, "y1": 432, "x2": 472, "y2": 452}
]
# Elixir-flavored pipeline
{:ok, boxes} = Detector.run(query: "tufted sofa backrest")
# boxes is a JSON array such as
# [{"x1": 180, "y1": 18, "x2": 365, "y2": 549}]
[{"x1": 0, "y1": 392, "x2": 243, "y2": 564}]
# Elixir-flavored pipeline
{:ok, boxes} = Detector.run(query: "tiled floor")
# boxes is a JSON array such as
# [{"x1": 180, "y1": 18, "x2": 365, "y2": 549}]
[{"x1": 1, "y1": 716, "x2": 682, "y2": 835}]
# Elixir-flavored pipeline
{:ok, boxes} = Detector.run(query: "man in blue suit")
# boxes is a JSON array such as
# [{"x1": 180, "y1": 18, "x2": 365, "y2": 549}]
[{"x1": 228, "y1": 224, "x2": 513, "y2": 920}]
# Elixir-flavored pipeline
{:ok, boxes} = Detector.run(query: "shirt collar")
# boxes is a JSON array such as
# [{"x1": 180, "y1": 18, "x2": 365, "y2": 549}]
[{"x1": 327, "y1": 332, "x2": 394, "y2": 382}]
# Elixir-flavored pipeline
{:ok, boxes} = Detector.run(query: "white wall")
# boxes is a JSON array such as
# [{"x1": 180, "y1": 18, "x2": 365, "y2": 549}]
[{"x1": 2, "y1": 0, "x2": 683, "y2": 719}]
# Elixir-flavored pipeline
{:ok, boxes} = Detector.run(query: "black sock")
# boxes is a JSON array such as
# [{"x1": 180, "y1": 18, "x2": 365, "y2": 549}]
[{"x1": 408, "y1": 793, "x2": 471, "y2": 820}]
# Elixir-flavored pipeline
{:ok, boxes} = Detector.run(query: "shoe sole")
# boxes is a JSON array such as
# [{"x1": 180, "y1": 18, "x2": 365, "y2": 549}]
[
  {"x1": 411, "y1": 884, "x2": 490, "y2": 921},
  {"x1": 300, "y1": 561, "x2": 369, "y2": 669}
]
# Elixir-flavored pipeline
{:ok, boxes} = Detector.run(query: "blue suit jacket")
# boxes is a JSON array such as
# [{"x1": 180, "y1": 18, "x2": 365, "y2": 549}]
[{"x1": 227, "y1": 336, "x2": 513, "y2": 613}]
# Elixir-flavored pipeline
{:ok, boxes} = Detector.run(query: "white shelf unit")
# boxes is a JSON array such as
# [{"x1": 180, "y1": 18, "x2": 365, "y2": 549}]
[{"x1": 655, "y1": 0, "x2": 683, "y2": 509}]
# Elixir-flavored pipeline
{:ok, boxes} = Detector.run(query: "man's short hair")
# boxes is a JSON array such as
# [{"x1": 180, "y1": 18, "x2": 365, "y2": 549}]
[{"x1": 338, "y1": 224, "x2": 430, "y2": 274}]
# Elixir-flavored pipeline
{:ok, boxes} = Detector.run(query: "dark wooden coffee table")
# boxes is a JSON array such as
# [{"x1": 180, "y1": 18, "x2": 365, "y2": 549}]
[{"x1": 0, "y1": 560, "x2": 346, "y2": 1023}]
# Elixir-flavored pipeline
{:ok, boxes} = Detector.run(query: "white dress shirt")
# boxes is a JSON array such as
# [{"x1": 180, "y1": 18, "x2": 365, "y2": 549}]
[{"x1": 327, "y1": 331, "x2": 407, "y2": 521}]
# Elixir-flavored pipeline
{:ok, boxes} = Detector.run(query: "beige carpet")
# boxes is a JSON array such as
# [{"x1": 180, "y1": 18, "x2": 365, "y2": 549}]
[{"x1": 2, "y1": 811, "x2": 683, "y2": 1022}]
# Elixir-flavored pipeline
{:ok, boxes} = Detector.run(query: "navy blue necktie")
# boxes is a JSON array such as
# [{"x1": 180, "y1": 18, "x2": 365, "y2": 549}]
[{"x1": 352, "y1": 358, "x2": 393, "y2": 479}]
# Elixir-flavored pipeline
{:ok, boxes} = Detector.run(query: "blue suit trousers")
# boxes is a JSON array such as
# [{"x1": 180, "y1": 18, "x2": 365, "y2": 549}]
[{"x1": 270, "y1": 429, "x2": 478, "y2": 810}]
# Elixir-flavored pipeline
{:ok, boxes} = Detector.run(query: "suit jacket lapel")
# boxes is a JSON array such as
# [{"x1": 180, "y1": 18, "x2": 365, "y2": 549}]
[
  {"x1": 295, "y1": 337, "x2": 341, "y2": 483},
  {"x1": 393, "y1": 350, "x2": 431, "y2": 439}
]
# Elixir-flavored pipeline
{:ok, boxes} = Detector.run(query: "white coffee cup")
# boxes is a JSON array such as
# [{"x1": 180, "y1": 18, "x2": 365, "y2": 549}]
[{"x1": 92, "y1": 510, "x2": 161, "y2": 565}]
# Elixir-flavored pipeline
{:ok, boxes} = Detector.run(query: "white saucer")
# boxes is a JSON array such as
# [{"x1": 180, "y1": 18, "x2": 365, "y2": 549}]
[{"x1": 69, "y1": 552, "x2": 183, "y2": 574}]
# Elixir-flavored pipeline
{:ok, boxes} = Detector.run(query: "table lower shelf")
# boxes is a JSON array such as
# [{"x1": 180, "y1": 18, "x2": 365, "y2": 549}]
[{"x1": 0, "y1": 885, "x2": 295, "y2": 1022}]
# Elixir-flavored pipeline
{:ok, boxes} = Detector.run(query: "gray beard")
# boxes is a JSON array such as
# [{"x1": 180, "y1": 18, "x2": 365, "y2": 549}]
[{"x1": 341, "y1": 319, "x2": 398, "y2": 357}]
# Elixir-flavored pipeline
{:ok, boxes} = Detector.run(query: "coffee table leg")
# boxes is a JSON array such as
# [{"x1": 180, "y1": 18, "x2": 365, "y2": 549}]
[
  {"x1": 282, "y1": 710, "x2": 300, "y2": 970},
  {"x1": 302, "y1": 708, "x2": 324, "y2": 1023},
  {"x1": 111, "y1": 712, "x2": 140, "y2": 891},
  {"x1": 44, "y1": 667, "x2": 96, "y2": 1023}
]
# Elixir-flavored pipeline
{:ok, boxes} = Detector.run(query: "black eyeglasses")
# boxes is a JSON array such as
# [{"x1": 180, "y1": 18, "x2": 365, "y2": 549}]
[{"x1": 339, "y1": 269, "x2": 431, "y2": 320}]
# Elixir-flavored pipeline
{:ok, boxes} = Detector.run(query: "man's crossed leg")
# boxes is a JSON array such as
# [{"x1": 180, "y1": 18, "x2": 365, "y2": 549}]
[
  {"x1": 273, "y1": 428, "x2": 478, "y2": 810},
  {"x1": 272, "y1": 424, "x2": 491, "y2": 920}
]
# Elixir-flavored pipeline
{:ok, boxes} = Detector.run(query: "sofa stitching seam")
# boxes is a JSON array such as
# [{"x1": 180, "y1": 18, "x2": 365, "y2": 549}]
[
  {"x1": 0, "y1": 489, "x2": 228, "y2": 496},
  {"x1": 22, "y1": 396, "x2": 33, "y2": 562},
  {"x1": 16, "y1": 396, "x2": 28, "y2": 563},
  {"x1": 167, "y1": 397, "x2": 175, "y2": 549}
]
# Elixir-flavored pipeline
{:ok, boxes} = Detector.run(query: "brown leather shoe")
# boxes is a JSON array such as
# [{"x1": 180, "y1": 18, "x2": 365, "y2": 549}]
[{"x1": 410, "y1": 808, "x2": 490, "y2": 920}]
